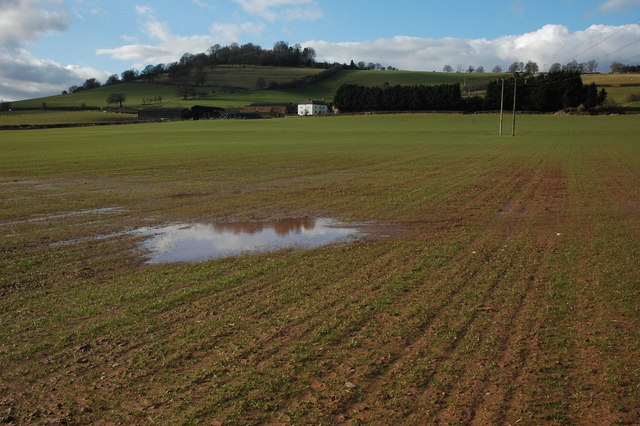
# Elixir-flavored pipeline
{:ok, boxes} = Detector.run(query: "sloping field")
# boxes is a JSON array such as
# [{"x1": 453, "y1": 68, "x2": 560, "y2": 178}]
[
  {"x1": 1, "y1": 114, "x2": 638, "y2": 423},
  {"x1": 582, "y1": 73, "x2": 640, "y2": 105},
  {"x1": 11, "y1": 69, "x2": 506, "y2": 110}
]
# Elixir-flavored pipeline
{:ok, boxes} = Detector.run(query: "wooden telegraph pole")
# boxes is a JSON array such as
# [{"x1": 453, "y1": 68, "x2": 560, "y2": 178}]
[
  {"x1": 499, "y1": 78, "x2": 505, "y2": 135},
  {"x1": 511, "y1": 76, "x2": 517, "y2": 136}
]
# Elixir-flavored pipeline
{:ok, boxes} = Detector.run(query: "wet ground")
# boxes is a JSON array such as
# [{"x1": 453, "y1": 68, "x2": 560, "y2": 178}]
[{"x1": 135, "y1": 218, "x2": 365, "y2": 263}]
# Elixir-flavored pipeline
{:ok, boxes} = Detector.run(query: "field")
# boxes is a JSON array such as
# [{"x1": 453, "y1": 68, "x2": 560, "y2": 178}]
[
  {"x1": 583, "y1": 73, "x2": 640, "y2": 105},
  {"x1": 0, "y1": 110, "x2": 136, "y2": 126},
  {"x1": 1, "y1": 114, "x2": 639, "y2": 423},
  {"x1": 10, "y1": 69, "x2": 509, "y2": 110},
  {"x1": 10, "y1": 69, "x2": 640, "y2": 112}
]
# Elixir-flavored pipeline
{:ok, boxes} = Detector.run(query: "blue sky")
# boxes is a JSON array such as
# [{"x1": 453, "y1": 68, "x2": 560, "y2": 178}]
[{"x1": 1, "y1": 0, "x2": 640, "y2": 100}]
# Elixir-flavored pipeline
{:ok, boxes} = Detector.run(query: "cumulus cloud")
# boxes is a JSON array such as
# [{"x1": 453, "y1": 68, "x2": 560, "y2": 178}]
[
  {"x1": 97, "y1": 7, "x2": 265, "y2": 65},
  {"x1": 0, "y1": 0, "x2": 68, "y2": 47},
  {"x1": 210, "y1": 22, "x2": 266, "y2": 45},
  {"x1": 0, "y1": 0, "x2": 108, "y2": 101},
  {"x1": 0, "y1": 48, "x2": 110, "y2": 101},
  {"x1": 598, "y1": 0, "x2": 640, "y2": 13},
  {"x1": 305, "y1": 24, "x2": 640, "y2": 72},
  {"x1": 232, "y1": 0, "x2": 322, "y2": 21}
]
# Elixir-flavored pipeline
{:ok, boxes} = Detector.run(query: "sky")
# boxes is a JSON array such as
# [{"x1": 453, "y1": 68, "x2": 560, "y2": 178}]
[{"x1": 1, "y1": 0, "x2": 640, "y2": 101}]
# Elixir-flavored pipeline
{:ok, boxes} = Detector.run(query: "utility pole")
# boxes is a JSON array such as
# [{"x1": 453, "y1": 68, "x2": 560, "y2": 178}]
[
  {"x1": 499, "y1": 78, "x2": 505, "y2": 135},
  {"x1": 511, "y1": 77, "x2": 517, "y2": 137}
]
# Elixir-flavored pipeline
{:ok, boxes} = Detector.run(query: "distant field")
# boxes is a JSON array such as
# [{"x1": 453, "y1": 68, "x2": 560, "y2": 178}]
[
  {"x1": 1, "y1": 114, "x2": 638, "y2": 424},
  {"x1": 11, "y1": 69, "x2": 510, "y2": 110},
  {"x1": 582, "y1": 73, "x2": 640, "y2": 86},
  {"x1": 0, "y1": 110, "x2": 136, "y2": 125},
  {"x1": 9, "y1": 70, "x2": 640, "y2": 113},
  {"x1": 582, "y1": 73, "x2": 640, "y2": 105}
]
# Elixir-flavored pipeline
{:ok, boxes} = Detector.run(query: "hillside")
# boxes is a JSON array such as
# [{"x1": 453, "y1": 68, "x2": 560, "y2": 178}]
[
  {"x1": 8, "y1": 66, "x2": 640, "y2": 111},
  {"x1": 10, "y1": 67, "x2": 508, "y2": 111}
]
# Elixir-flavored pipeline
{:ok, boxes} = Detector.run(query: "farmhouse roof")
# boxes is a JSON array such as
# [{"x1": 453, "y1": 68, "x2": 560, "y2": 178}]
[{"x1": 298, "y1": 99, "x2": 327, "y2": 105}]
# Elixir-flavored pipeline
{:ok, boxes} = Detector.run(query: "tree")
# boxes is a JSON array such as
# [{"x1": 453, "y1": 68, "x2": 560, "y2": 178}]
[
  {"x1": 586, "y1": 60, "x2": 598, "y2": 73},
  {"x1": 508, "y1": 62, "x2": 523, "y2": 73},
  {"x1": 193, "y1": 66, "x2": 207, "y2": 86},
  {"x1": 524, "y1": 60, "x2": 539, "y2": 74},
  {"x1": 176, "y1": 71, "x2": 196, "y2": 100},
  {"x1": 105, "y1": 74, "x2": 121, "y2": 85},
  {"x1": 563, "y1": 60, "x2": 579, "y2": 72},
  {"x1": 467, "y1": 65, "x2": 475, "y2": 73},
  {"x1": 492, "y1": 65, "x2": 503, "y2": 73},
  {"x1": 81, "y1": 78, "x2": 101, "y2": 90},
  {"x1": 443, "y1": 64, "x2": 453, "y2": 72},
  {"x1": 140, "y1": 65, "x2": 158, "y2": 83},
  {"x1": 549, "y1": 63, "x2": 562, "y2": 73},
  {"x1": 106, "y1": 93, "x2": 126, "y2": 108},
  {"x1": 610, "y1": 62, "x2": 625, "y2": 72},
  {"x1": 121, "y1": 69, "x2": 138, "y2": 82},
  {"x1": 476, "y1": 66, "x2": 485, "y2": 73}
]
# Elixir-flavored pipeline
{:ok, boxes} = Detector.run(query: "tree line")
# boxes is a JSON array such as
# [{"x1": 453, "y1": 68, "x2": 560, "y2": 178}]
[
  {"x1": 334, "y1": 71, "x2": 606, "y2": 113},
  {"x1": 334, "y1": 83, "x2": 477, "y2": 112},
  {"x1": 442, "y1": 60, "x2": 602, "y2": 74},
  {"x1": 610, "y1": 62, "x2": 640, "y2": 73}
]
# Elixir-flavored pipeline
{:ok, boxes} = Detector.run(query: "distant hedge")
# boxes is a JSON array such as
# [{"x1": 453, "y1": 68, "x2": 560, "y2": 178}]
[{"x1": 334, "y1": 83, "x2": 472, "y2": 112}]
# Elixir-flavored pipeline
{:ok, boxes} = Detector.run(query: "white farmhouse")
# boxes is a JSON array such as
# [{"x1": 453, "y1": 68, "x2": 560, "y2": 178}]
[{"x1": 298, "y1": 100, "x2": 329, "y2": 116}]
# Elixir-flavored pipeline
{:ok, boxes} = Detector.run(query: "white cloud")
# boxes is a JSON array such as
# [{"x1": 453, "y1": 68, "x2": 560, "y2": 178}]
[
  {"x1": 598, "y1": 0, "x2": 640, "y2": 13},
  {"x1": 305, "y1": 24, "x2": 640, "y2": 72},
  {"x1": 0, "y1": 48, "x2": 110, "y2": 101},
  {"x1": 210, "y1": 22, "x2": 266, "y2": 44},
  {"x1": 192, "y1": 0, "x2": 213, "y2": 9},
  {"x1": 232, "y1": 0, "x2": 322, "y2": 21},
  {"x1": 0, "y1": 0, "x2": 108, "y2": 101},
  {"x1": 97, "y1": 7, "x2": 265, "y2": 65},
  {"x1": 0, "y1": 0, "x2": 69, "y2": 47}
]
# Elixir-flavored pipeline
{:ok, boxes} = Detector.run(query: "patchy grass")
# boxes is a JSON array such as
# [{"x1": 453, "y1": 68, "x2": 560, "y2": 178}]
[
  {"x1": 0, "y1": 110, "x2": 136, "y2": 125},
  {"x1": 0, "y1": 114, "x2": 638, "y2": 423}
]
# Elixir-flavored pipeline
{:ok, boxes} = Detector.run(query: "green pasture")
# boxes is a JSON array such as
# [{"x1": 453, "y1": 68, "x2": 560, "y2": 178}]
[
  {"x1": 0, "y1": 110, "x2": 136, "y2": 125},
  {"x1": 9, "y1": 70, "x2": 640, "y2": 113},
  {"x1": 11, "y1": 69, "x2": 510, "y2": 110},
  {"x1": 1, "y1": 114, "x2": 639, "y2": 423}
]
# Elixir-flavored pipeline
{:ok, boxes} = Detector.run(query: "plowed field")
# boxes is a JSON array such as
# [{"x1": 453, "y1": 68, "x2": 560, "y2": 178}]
[{"x1": 1, "y1": 114, "x2": 638, "y2": 423}]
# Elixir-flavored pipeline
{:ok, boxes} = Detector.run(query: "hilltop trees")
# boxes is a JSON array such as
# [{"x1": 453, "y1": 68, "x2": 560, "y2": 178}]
[{"x1": 484, "y1": 70, "x2": 606, "y2": 111}]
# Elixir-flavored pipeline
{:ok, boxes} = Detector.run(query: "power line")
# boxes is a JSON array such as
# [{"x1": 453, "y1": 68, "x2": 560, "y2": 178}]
[
  {"x1": 593, "y1": 36, "x2": 640, "y2": 63},
  {"x1": 565, "y1": 17, "x2": 640, "y2": 63},
  {"x1": 621, "y1": 53, "x2": 640, "y2": 63}
]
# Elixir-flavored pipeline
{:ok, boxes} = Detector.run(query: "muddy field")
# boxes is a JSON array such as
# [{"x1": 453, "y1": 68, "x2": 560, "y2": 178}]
[{"x1": 1, "y1": 114, "x2": 638, "y2": 423}]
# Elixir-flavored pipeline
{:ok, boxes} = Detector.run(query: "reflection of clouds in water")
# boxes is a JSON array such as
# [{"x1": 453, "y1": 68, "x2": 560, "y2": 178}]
[{"x1": 136, "y1": 218, "x2": 361, "y2": 263}]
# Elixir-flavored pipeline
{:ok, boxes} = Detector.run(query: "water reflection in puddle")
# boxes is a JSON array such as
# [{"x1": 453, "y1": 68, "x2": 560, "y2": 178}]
[{"x1": 136, "y1": 218, "x2": 363, "y2": 264}]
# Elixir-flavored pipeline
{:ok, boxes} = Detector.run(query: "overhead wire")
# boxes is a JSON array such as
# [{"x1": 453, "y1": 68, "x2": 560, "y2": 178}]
[
  {"x1": 593, "y1": 36, "x2": 640, "y2": 63},
  {"x1": 566, "y1": 17, "x2": 640, "y2": 63}
]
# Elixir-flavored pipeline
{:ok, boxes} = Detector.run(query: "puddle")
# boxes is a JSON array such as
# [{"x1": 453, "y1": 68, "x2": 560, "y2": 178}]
[{"x1": 135, "y1": 218, "x2": 364, "y2": 264}]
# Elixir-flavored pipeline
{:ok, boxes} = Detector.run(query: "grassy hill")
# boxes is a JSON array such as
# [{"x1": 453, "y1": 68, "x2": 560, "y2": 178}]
[
  {"x1": 9, "y1": 67, "x2": 508, "y2": 111},
  {"x1": 8, "y1": 66, "x2": 640, "y2": 112}
]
